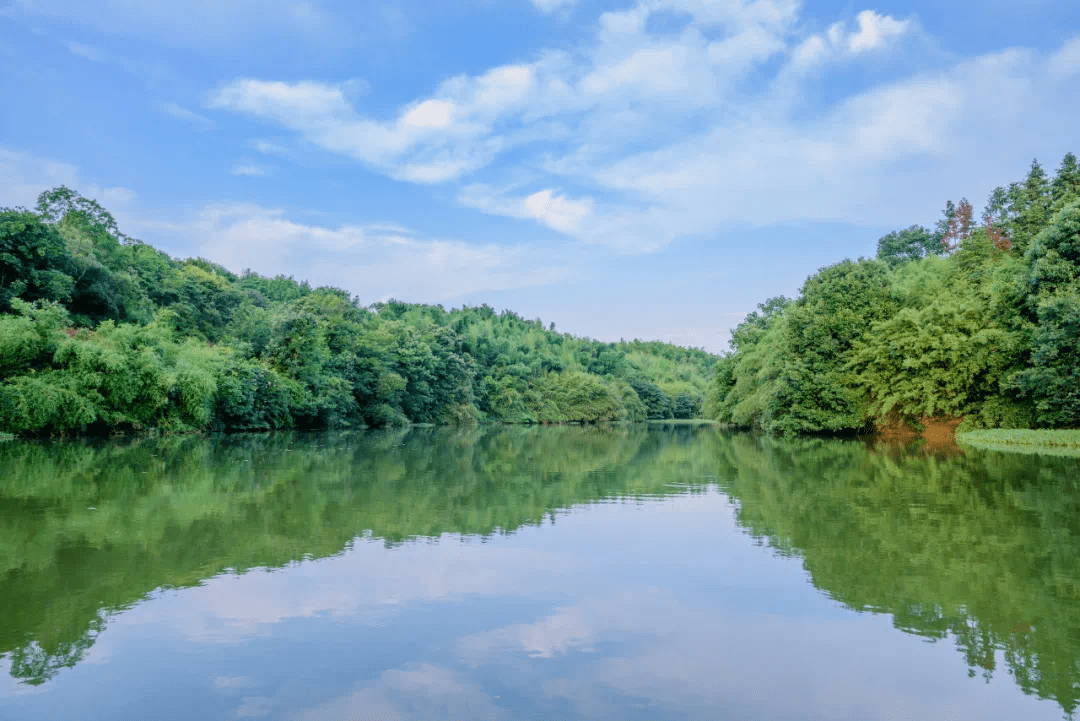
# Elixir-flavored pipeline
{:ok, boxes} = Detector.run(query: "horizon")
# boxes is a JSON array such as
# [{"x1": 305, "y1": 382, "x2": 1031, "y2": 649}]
[{"x1": 2, "y1": 0, "x2": 1077, "y2": 353}]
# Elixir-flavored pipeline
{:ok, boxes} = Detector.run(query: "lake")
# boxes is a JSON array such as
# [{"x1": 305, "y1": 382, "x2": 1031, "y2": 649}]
[{"x1": 0, "y1": 424, "x2": 1077, "y2": 720}]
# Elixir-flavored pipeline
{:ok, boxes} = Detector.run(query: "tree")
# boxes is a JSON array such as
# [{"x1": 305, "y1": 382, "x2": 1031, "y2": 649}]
[
  {"x1": 1051, "y1": 153, "x2": 1080, "y2": 215},
  {"x1": 628, "y1": 377, "x2": 672, "y2": 419},
  {"x1": 1008, "y1": 160, "x2": 1052, "y2": 253},
  {"x1": 770, "y1": 259, "x2": 895, "y2": 434},
  {"x1": 940, "y1": 198, "x2": 975, "y2": 253},
  {"x1": 0, "y1": 210, "x2": 75, "y2": 309},
  {"x1": 851, "y1": 296, "x2": 1017, "y2": 424},
  {"x1": 36, "y1": 186, "x2": 126, "y2": 242}
]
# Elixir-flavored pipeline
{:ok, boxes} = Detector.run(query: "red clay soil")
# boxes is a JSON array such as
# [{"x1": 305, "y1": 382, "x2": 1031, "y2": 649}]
[{"x1": 919, "y1": 416, "x2": 964, "y2": 444}]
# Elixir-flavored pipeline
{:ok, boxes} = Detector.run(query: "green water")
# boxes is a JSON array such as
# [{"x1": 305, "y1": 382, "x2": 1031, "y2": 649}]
[{"x1": 0, "y1": 425, "x2": 1077, "y2": 720}]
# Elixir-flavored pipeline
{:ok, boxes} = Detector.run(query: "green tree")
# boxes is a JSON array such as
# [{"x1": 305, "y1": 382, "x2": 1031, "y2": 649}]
[
  {"x1": 1008, "y1": 159, "x2": 1052, "y2": 253},
  {"x1": 770, "y1": 259, "x2": 895, "y2": 434},
  {"x1": 0, "y1": 210, "x2": 74, "y2": 309},
  {"x1": 1050, "y1": 152, "x2": 1080, "y2": 215}
]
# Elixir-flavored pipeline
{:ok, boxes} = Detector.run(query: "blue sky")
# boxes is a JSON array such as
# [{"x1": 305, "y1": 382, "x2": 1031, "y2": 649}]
[{"x1": 1, "y1": 0, "x2": 1078, "y2": 352}]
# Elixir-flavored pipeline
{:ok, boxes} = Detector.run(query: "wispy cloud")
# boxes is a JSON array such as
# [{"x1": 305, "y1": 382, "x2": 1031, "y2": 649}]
[
  {"x1": 161, "y1": 102, "x2": 214, "y2": 129},
  {"x1": 231, "y1": 163, "x2": 270, "y2": 176},
  {"x1": 0, "y1": 147, "x2": 136, "y2": 212},
  {"x1": 206, "y1": 0, "x2": 977, "y2": 252},
  {"x1": 7, "y1": 0, "x2": 341, "y2": 49},
  {"x1": 300, "y1": 664, "x2": 510, "y2": 721},
  {"x1": 192, "y1": 204, "x2": 574, "y2": 303},
  {"x1": 250, "y1": 139, "x2": 289, "y2": 156},
  {"x1": 67, "y1": 41, "x2": 109, "y2": 62},
  {"x1": 459, "y1": 185, "x2": 593, "y2": 235},
  {"x1": 531, "y1": 0, "x2": 577, "y2": 14}
]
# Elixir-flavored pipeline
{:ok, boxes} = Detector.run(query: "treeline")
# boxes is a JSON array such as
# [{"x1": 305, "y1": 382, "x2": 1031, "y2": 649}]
[
  {"x1": 0, "y1": 188, "x2": 716, "y2": 436},
  {"x1": 709, "y1": 153, "x2": 1080, "y2": 434}
]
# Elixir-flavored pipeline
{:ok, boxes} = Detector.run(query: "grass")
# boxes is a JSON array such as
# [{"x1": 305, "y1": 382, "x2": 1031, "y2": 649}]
[{"x1": 956, "y1": 429, "x2": 1080, "y2": 456}]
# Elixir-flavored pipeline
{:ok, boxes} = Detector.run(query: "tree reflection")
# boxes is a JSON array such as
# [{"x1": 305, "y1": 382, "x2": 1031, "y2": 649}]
[{"x1": 1, "y1": 427, "x2": 1078, "y2": 715}]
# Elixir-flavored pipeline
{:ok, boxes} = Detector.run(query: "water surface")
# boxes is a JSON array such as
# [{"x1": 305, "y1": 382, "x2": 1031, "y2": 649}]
[{"x1": 1, "y1": 425, "x2": 1077, "y2": 720}]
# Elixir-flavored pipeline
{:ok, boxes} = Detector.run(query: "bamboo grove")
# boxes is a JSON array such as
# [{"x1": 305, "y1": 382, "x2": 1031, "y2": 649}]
[{"x1": 0, "y1": 188, "x2": 715, "y2": 435}]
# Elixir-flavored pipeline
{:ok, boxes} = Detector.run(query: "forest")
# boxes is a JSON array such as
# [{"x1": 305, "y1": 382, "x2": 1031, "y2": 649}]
[
  {"x1": 0, "y1": 188, "x2": 716, "y2": 436},
  {"x1": 5, "y1": 151, "x2": 1079, "y2": 438},
  {"x1": 708, "y1": 152, "x2": 1080, "y2": 434}
]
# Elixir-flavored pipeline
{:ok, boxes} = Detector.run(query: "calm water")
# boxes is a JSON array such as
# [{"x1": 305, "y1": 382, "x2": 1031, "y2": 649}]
[{"x1": 1, "y1": 425, "x2": 1078, "y2": 720}]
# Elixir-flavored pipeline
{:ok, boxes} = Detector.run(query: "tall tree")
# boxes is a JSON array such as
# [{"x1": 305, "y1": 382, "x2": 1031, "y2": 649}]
[
  {"x1": 1051, "y1": 153, "x2": 1080, "y2": 215},
  {"x1": 1009, "y1": 160, "x2": 1052, "y2": 253}
]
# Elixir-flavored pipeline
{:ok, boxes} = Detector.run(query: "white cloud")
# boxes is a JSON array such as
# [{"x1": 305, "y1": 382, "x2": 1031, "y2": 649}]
[
  {"x1": 211, "y1": 62, "x2": 539, "y2": 183},
  {"x1": 210, "y1": 0, "x2": 801, "y2": 186},
  {"x1": 401, "y1": 99, "x2": 455, "y2": 129},
  {"x1": 1049, "y1": 35, "x2": 1080, "y2": 79},
  {"x1": 30, "y1": 0, "x2": 1080, "y2": 268},
  {"x1": 205, "y1": 0, "x2": 955, "y2": 252},
  {"x1": 213, "y1": 676, "x2": 260, "y2": 690},
  {"x1": 460, "y1": 185, "x2": 594, "y2": 235},
  {"x1": 63, "y1": 38, "x2": 169, "y2": 81},
  {"x1": 844, "y1": 10, "x2": 911, "y2": 54},
  {"x1": 538, "y1": 39, "x2": 1080, "y2": 244},
  {"x1": 791, "y1": 9, "x2": 912, "y2": 72},
  {"x1": 523, "y1": 189, "x2": 593, "y2": 233}
]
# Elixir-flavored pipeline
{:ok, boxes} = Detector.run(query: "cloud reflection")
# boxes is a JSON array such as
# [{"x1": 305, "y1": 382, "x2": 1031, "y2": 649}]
[{"x1": 299, "y1": 664, "x2": 508, "y2": 721}]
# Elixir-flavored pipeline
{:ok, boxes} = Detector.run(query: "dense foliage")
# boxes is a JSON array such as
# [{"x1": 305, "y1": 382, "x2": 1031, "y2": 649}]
[
  {"x1": 709, "y1": 154, "x2": 1080, "y2": 433},
  {"x1": 0, "y1": 189, "x2": 715, "y2": 435}
]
